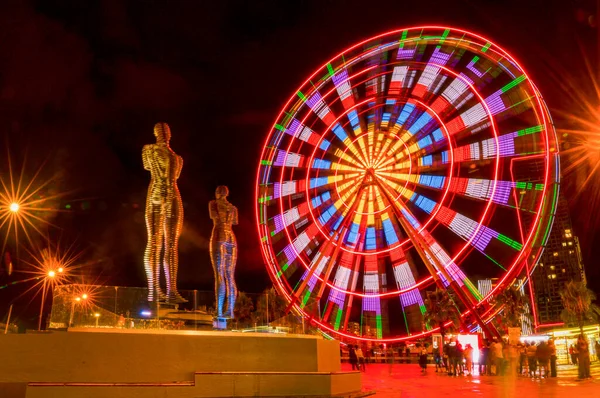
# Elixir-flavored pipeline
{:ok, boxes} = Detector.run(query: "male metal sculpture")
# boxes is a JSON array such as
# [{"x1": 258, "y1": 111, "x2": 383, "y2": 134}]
[
  {"x1": 209, "y1": 186, "x2": 238, "y2": 318},
  {"x1": 142, "y1": 122, "x2": 186, "y2": 303}
]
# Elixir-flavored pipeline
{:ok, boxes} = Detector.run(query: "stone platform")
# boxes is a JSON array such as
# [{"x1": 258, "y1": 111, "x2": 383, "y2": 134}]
[{"x1": 0, "y1": 328, "x2": 361, "y2": 398}]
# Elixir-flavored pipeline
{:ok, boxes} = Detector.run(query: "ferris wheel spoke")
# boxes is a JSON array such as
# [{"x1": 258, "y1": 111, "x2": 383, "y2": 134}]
[
  {"x1": 373, "y1": 179, "x2": 481, "y2": 303},
  {"x1": 412, "y1": 123, "x2": 548, "y2": 170}
]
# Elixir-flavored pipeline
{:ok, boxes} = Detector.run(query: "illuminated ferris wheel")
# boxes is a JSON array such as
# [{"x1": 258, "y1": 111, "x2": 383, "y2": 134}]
[{"x1": 255, "y1": 26, "x2": 559, "y2": 341}]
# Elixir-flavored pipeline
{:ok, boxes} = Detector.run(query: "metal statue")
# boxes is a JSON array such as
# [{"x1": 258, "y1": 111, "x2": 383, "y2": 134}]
[
  {"x1": 142, "y1": 122, "x2": 186, "y2": 303},
  {"x1": 209, "y1": 185, "x2": 238, "y2": 318}
]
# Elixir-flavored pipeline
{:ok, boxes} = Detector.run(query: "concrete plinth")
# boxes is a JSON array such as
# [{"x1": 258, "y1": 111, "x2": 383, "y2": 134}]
[{"x1": 0, "y1": 328, "x2": 361, "y2": 398}]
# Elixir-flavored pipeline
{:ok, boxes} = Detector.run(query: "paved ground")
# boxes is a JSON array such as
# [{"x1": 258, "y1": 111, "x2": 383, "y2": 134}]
[{"x1": 341, "y1": 362, "x2": 600, "y2": 397}]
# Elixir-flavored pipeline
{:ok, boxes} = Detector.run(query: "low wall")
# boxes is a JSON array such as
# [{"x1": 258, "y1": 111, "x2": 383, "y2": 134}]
[{"x1": 0, "y1": 329, "x2": 341, "y2": 384}]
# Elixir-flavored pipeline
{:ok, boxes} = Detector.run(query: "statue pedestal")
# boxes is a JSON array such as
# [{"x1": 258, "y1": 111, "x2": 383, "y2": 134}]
[
  {"x1": 212, "y1": 317, "x2": 231, "y2": 330},
  {"x1": 6, "y1": 329, "x2": 363, "y2": 397}
]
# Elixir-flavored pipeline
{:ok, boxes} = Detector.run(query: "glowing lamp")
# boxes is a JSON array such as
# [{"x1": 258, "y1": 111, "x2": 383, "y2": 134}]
[
  {"x1": 58, "y1": 267, "x2": 64, "y2": 273},
  {"x1": 75, "y1": 297, "x2": 81, "y2": 302},
  {"x1": 47, "y1": 270, "x2": 56, "y2": 278},
  {"x1": 82, "y1": 293, "x2": 88, "y2": 299},
  {"x1": 140, "y1": 310, "x2": 152, "y2": 317},
  {"x1": 94, "y1": 313, "x2": 100, "y2": 318},
  {"x1": 9, "y1": 202, "x2": 19, "y2": 212}
]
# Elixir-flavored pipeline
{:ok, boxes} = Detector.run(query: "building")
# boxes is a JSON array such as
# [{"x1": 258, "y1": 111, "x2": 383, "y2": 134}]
[{"x1": 532, "y1": 194, "x2": 587, "y2": 325}]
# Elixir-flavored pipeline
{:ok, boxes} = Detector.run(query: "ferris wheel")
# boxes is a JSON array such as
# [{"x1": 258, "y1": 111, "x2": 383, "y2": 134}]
[{"x1": 255, "y1": 26, "x2": 559, "y2": 341}]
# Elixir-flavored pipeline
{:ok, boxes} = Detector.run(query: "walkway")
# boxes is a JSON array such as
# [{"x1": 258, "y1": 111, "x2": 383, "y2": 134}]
[{"x1": 341, "y1": 362, "x2": 600, "y2": 397}]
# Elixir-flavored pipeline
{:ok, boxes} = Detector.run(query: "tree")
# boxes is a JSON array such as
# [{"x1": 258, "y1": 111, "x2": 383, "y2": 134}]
[
  {"x1": 559, "y1": 281, "x2": 600, "y2": 335},
  {"x1": 423, "y1": 289, "x2": 461, "y2": 353},
  {"x1": 233, "y1": 292, "x2": 254, "y2": 328},
  {"x1": 255, "y1": 287, "x2": 288, "y2": 325},
  {"x1": 491, "y1": 285, "x2": 531, "y2": 333}
]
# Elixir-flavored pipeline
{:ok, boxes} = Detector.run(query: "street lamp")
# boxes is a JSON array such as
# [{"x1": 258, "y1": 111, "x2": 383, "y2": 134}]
[
  {"x1": 38, "y1": 269, "x2": 60, "y2": 331},
  {"x1": 94, "y1": 313, "x2": 100, "y2": 328},
  {"x1": 69, "y1": 296, "x2": 83, "y2": 327},
  {"x1": 9, "y1": 202, "x2": 19, "y2": 212}
]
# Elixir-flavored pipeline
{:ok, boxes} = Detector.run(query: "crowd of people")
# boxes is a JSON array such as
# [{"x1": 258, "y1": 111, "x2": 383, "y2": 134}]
[{"x1": 344, "y1": 333, "x2": 596, "y2": 381}]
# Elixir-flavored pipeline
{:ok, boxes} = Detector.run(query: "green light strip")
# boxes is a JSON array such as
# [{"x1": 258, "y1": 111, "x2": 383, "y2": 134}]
[
  {"x1": 399, "y1": 30, "x2": 408, "y2": 48},
  {"x1": 402, "y1": 310, "x2": 410, "y2": 334},
  {"x1": 439, "y1": 29, "x2": 450, "y2": 44},
  {"x1": 274, "y1": 124, "x2": 285, "y2": 132},
  {"x1": 376, "y1": 314, "x2": 382, "y2": 339},
  {"x1": 327, "y1": 63, "x2": 334, "y2": 76},
  {"x1": 334, "y1": 308, "x2": 343, "y2": 331},
  {"x1": 517, "y1": 125, "x2": 543, "y2": 137},
  {"x1": 535, "y1": 183, "x2": 544, "y2": 191},
  {"x1": 260, "y1": 160, "x2": 272, "y2": 166},
  {"x1": 482, "y1": 42, "x2": 492, "y2": 52},
  {"x1": 297, "y1": 91, "x2": 307, "y2": 101},
  {"x1": 302, "y1": 290, "x2": 311, "y2": 308},
  {"x1": 471, "y1": 55, "x2": 480, "y2": 64},
  {"x1": 484, "y1": 253, "x2": 507, "y2": 271},
  {"x1": 464, "y1": 279, "x2": 483, "y2": 301},
  {"x1": 257, "y1": 195, "x2": 272, "y2": 203},
  {"x1": 497, "y1": 233, "x2": 523, "y2": 251},
  {"x1": 501, "y1": 75, "x2": 526, "y2": 93}
]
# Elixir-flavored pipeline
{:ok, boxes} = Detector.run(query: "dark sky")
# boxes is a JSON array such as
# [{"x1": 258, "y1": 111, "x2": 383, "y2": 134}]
[{"x1": 1, "y1": 0, "x2": 599, "y2": 320}]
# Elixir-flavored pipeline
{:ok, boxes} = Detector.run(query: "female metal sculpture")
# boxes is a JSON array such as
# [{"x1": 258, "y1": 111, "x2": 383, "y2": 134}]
[
  {"x1": 209, "y1": 185, "x2": 238, "y2": 318},
  {"x1": 142, "y1": 122, "x2": 186, "y2": 303}
]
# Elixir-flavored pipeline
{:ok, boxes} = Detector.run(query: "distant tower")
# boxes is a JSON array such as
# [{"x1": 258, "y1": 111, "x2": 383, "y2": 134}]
[{"x1": 532, "y1": 194, "x2": 587, "y2": 325}]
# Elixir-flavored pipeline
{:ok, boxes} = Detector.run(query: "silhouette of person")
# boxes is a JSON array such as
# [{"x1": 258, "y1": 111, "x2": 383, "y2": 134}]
[
  {"x1": 209, "y1": 186, "x2": 238, "y2": 318},
  {"x1": 142, "y1": 122, "x2": 186, "y2": 303}
]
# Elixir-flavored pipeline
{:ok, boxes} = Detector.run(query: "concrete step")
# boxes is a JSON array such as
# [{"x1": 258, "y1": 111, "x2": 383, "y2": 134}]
[{"x1": 25, "y1": 371, "x2": 363, "y2": 398}]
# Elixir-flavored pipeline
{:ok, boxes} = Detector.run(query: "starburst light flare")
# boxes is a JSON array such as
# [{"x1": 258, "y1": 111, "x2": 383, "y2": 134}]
[{"x1": 0, "y1": 151, "x2": 67, "y2": 253}]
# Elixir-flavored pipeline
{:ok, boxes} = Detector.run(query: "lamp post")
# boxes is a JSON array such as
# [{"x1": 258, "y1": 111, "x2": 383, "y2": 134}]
[
  {"x1": 69, "y1": 296, "x2": 82, "y2": 327},
  {"x1": 94, "y1": 313, "x2": 100, "y2": 328},
  {"x1": 38, "y1": 270, "x2": 56, "y2": 331}
]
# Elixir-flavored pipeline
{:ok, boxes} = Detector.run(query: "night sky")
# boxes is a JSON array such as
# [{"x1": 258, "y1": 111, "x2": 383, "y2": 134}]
[{"x1": 1, "y1": 0, "x2": 599, "y2": 323}]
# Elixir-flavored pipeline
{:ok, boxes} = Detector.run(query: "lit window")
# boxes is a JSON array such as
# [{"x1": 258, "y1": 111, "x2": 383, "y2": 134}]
[
  {"x1": 550, "y1": 265, "x2": 555, "y2": 270},
  {"x1": 569, "y1": 250, "x2": 574, "y2": 254},
  {"x1": 568, "y1": 242, "x2": 572, "y2": 246},
  {"x1": 562, "y1": 269, "x2": 566, "y2": 273},
  {"x1": 565, "y1": 229, "x2": 571, "y2": 233},
  {"x1": 551, "y1": 274, "x2": 557, "y2": 279},
  {"x1": 553, "y1": 252, "x2": 558, "y2": 257},
  {"x1": 562, "y1": 242, "x2": 567, "y2": 247}
]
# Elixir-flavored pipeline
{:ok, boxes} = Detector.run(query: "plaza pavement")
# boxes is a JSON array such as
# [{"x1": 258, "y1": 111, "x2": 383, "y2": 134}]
[{"x1": 341, "y1": 362, "x2": 600, "y2": 397}]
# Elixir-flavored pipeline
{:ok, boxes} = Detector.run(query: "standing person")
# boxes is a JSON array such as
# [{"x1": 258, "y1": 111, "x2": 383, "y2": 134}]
[
  {"x1": 463, "y1": 344, "x2": 474, "y2": 376},
  {"x1": 449, "y1": 342, "x2": 460, "y2": 376},
  {"x1": 419, "y1": 344, "x2": 429, "y2": 374},
  {"x1": 536, "y1": 340, "x2": 550, "y2": 378},
  {"x1": 479, "y1": 341, "x2": 490, "y2": 375},
  {"x1": 493, "y1": 340, "x2": 504, "y2": 376},
  {"x1": 570, "y1": 344, "x2": 578, "y2": 365},
  {"x1": 548, "y1": 340, "x2": 557, "y2": 377},
  {"x1": 518, "y1": 343, "x2": 527, "y2": 376},
  {"x1": 356, "y1": 345, "x2": 366, "y2": 371},
  {"x1": 387, "y1": 345, "x2": 395, "y2": 374},
  {"x1": 405, "y1": 346, "x2": 411, "y2": 364},
  {"x1": 527, "y1": 342, "x2": 538, "y2": 378},
  {"x1": 349, "y1": 345, "x2": 358, "y2": 371},
  {"x1": 434, "y1": 344, "x2": 443, "y2": 373},
  {"x1": 577, "y1": 334, "x2": 591, "y2": 380},
  {"x1": 455, "y1": 342, "x2": 464, "y2": 375},
  {"x1": 443, "y1": 342, "x2": 450, "y2": 372}
]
